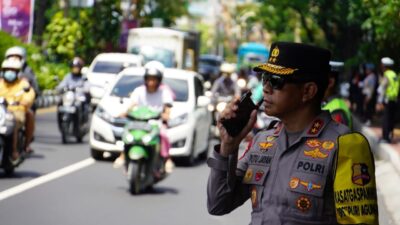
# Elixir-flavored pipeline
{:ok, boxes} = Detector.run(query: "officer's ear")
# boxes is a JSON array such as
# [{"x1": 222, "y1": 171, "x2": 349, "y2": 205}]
[{"x1": 301, "y1": 82, "x2": 318, "y2": 102}]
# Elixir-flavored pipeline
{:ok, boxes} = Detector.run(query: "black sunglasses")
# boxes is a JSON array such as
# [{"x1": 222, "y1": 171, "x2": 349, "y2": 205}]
[{"x1": 262, "y1": 73, "x2": 309, "y2": 90}]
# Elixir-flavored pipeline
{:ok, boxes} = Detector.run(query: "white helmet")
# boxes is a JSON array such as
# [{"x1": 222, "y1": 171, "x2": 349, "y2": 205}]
[
  {"x1": 144, "y1": 61, "x2": 165, "y2": 81},
  {"x1": 144, "y1": 60, "x2": 165, "y2": 74},
  {"x1": 220, "y1": 62, "x2": 235, "y2": 74},
  {"x1": 1, "y1": 59, "x2": 22, "y2": 82},
  {"x1": 5, "y1": 46, "x2": 27, "y2": 62},
  {"x1": 381, "y1": 57, "x2": 394, "y2": 66},
  {"x1": 1, "y1": 58, "x2": 22, "y2": 70}
]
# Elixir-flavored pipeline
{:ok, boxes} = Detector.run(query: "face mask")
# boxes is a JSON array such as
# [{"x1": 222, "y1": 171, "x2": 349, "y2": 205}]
[{"x1": 3, "y1": 70, "x2": 17, "y2": 82}]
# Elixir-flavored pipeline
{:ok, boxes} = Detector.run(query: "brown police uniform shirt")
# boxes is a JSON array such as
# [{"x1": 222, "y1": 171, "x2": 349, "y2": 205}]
[{"x1": 207, "y1": 111, "x2": 351, "y2": 225}]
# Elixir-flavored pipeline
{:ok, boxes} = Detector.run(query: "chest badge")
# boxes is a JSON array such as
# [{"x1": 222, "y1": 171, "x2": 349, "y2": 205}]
[
  {"x1": 352, "y1": 163, "x2": 371, "y2": 186},
  {"x1": 251, "y1": 186, "x2": 258, "y2": 208},
  {"x1": 259, "y1": 142, "x2": 273, "y2": 152},
  {"x1": 296, "y1": 196, "x2": 312, "y2": 212},
  {"x1": 266, "y1": 136, "x2": 276, "y2": 142},
  {"x1": 322, "y1": 141, "x2": 335, "y2": 150},
  {"x1": 300, "y1": 181, "x2": 322, "y2": 191},
  {"x1": 243, "y1": 169, "x2": 253, "y2": 183},
  {"x1": 306, "y1": 139, "x2": 321, "y2": 148},
  {"x1": 304, "y1": 148, "x2": 328, "y2": 159},
  {"x1": 255, "y1": 170, "x2": 265, "y2": 182},
  {"x1": 289, "y1": 177, "x2": 300, "y2": 189}
]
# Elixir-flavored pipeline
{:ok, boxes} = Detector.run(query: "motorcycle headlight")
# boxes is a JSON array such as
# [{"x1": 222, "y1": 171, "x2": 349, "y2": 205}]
[
  {"x1": 216, "y1": 102, "x2": 227, "y2": 112},
  {"x1": 62, "y1": 91, "x2": 75, "y2": 106},
  {"x1": 237, "y1": 78, "x2": 247, "y2": 89},
  {"x1": 142, "y1": 134, "x2": 153, "y2": 145},
  {"x1": 95, "y1": 106, "x2": 115, "y2": 123},
  {"x1": 168, "y1": 113, "x2": 188, "y2": 128},
  {"x1": 124, "y1": 132, "x2": 134, "y2": 144},
  {"x1": 207, "y1": 104, "x2": 215, "y2": 112}
]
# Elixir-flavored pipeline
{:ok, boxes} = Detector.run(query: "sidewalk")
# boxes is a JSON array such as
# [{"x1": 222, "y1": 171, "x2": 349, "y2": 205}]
[{"x1": 355, "y1": 116, "x2": 400, "y2": 224}]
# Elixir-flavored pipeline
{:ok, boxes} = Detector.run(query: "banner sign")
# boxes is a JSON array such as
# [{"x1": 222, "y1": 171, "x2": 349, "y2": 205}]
[{"x1": 0, "y1": 0, "x2": 34, "y2": 43}]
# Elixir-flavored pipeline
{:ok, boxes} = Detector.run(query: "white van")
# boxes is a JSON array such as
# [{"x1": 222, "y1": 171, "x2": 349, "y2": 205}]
[{"x1": 86, "y1": 53, "x2": 142, "y2": 107}]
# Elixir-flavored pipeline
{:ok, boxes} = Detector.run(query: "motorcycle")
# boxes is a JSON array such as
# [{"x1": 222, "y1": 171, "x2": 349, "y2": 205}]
[
  {"x1": 208, "y1": 94, "x2": 233, "y2": 137},
  {"x1": 121, "y1": 106, "x2": 168, "y2": 194},
  {"x1": 57, "y1": 86, "x2": 90, "y2": 143},
  {"x1": 0, "y1": 97, "x2": 27, "y2": 175}
]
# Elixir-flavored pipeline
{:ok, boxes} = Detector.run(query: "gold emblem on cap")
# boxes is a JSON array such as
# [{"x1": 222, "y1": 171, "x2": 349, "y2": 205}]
[{"x1": 269, "y1": 46, "x2": 280, "y2": 63}]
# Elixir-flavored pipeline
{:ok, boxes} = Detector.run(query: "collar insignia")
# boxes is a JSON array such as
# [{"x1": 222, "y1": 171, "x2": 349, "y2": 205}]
[{"x1": 307, "y1": 119, "x2": 324, "y2": 135}]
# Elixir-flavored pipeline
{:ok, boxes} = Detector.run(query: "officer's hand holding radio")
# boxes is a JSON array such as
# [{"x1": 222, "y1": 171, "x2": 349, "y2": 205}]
[{"x1": 217, "y1": 92, "x2": 258, "y2": 157}]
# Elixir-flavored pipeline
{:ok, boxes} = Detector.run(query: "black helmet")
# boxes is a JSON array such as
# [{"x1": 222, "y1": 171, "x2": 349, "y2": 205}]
[{"x1": 71, "y1": 57, "x2": 84, "y2": 68}]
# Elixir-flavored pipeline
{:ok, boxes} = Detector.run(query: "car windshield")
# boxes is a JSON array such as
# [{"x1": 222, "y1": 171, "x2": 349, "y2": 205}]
[
  {"x1": 110, "y1": 75, "x2": 188, "y2": 102},
  {"x1": 200, "y1": 58, "x2": 221, "y2": 67},
  {"x1": 92, "y1": 61, "x2": 135, "y2": 74},
  {"x1": 130, "y1": 46, "x2": 175, "y2": 68}
]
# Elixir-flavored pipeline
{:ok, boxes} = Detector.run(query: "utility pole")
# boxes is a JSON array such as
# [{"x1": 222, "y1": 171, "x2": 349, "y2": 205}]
[{"x1": 59, "y1": 0, "x2": 69, "y2": 17}]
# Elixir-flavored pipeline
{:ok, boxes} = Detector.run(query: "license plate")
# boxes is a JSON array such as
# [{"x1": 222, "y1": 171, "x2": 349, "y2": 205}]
[
  {"x1": 0, "y1": 127, "x2": 6, "y2": 134},
  {"x1": 59, "y1": 106, "x2": 76, "y2": 113}
]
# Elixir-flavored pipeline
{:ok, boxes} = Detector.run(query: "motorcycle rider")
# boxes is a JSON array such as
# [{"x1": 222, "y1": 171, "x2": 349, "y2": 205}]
[
  {"x1": 211, "y1": 62, "x2": 241, "y2": 98},
  {"x1": 114, "y1": 61, "x2": 175, "y2": 173},
  {"x1": 5, "y1": 46, "x2": 40, "y2": 102},
  {"x1": 6, "y1": 46, "x2": 40, "y2": 153},
  {"x1": 0, "y1": 58, "x2": 36, "y2": 163},
  {"x1": 56, "y1": 57, "x2": 90, "y2": 118}
]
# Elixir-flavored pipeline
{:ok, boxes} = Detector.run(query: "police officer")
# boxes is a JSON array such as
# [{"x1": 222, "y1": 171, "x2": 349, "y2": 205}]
[
  {"x1": 207, "y1": 42, "x2": 378, "y2": 224},
  {"x1": 322, "y1": 61, "x2": 353, "y2": 130},
  {"x1": 376, "y1": 57, "x2": 399, "y2": 143}
]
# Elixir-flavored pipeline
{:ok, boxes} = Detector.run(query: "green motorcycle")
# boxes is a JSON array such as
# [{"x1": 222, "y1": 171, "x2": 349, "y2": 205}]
[{"x1": 122, "y1": 106, "x2": 167, "y2": 194}]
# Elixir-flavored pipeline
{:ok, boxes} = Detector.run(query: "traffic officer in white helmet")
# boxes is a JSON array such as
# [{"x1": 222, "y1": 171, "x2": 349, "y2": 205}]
[{"x1": 207, "y1": 42, "x2": 378, "y2": 224}]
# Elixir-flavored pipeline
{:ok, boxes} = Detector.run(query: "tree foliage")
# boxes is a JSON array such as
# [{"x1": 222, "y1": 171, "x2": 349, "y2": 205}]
[
  {"x1": 43, "y1": 11, "x2": 83, "y2": 63},
  {"x1": 133, "y1": 0, "x2": 188, "y2": 27},
  {"x1": 256, "y1": 0, "x2": 400, "y2": 68}
]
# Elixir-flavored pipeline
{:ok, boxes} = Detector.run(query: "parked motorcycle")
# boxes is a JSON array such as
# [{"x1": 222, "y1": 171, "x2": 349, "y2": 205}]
[
  {"x1": 0, "y1": 97, "x2": 27, "y2": 175},
  {"x1": 57, "y1": 86, "x2": 89, "y2": 143},
  {"x1": 121, "y1": 106, "x2": 167, "y2": 194}
]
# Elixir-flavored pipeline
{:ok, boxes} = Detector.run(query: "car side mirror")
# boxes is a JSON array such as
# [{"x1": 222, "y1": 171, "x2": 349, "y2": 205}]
[
  {"x1": 197, "y1": 95, "x2": 210, "y2": 108},
  {"x1": 81, "y1": 66, "x2": 89, "y2": 76}
]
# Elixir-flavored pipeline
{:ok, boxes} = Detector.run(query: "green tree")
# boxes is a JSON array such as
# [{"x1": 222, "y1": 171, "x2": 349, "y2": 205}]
[
  {"x1": 43, "y1": 11, "x2": 83, "y2": 63},
  {"x1": 133, "y1": 0, "x2": 188, "y2": 27}
]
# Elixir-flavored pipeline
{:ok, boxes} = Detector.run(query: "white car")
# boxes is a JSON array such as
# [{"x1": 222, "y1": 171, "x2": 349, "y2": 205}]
[
  {"x1": 86, "y1": 53, "x2": 142, "y2": 107},
  {"x1": 89, "y1": 67, "x2": 212, "y2": 165}
]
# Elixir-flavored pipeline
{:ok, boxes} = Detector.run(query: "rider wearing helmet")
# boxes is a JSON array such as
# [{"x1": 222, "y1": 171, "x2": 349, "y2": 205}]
[
  {"x1": 0, "y1": 58, "x2": 36, "y2": 163},
  {"x1": 56, "y1": 57, "x2": 89, "y2": 92},
  {"x1": 114, "y1": 61, "x2": 175, "y2": 173},
  {"x1": 211, "y1": 62, "x2": 241, "y2": 98},
  {"x1": 5, "y1": 46, "x2": 40, "y2": 100}
]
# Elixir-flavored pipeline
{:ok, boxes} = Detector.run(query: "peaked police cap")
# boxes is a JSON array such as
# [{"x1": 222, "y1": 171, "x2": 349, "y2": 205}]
[{"x1": 254, "y1": 42, "x2": 331, "y2": 79}]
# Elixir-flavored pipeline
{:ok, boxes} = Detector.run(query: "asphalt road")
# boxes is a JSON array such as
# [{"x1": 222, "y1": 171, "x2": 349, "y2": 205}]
[
  {"x1": 0, "y1": 110, "x2": 251, "y2": 225},
  {"x1": 0, "y1": 109, "x2": 394, "y2": 225}
]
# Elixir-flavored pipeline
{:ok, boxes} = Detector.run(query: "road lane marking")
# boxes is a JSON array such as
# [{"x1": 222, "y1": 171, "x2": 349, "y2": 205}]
[{"x1": 0, "y1": 158, "x2": 95, "y2": 201}]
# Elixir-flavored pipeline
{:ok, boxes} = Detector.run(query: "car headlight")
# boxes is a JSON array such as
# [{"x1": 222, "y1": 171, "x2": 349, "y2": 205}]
[
  {"x1": 95, "y1": 106, "x2": 115, "y2": 123},
  {"x1": 168, "y1": 113, "x2": 188, "y2": 128},
  {"x1": 62, "y1": 91, "x2": 75, "y2": 106},
  {"x1": 216, "y1": 102, "x2": 227, "y2": 112}
]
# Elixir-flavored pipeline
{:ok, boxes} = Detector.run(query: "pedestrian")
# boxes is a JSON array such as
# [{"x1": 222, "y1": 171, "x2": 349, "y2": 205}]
[
  {"x1": 322, "y1": 61, "x2": 353, "y2": 130},
  {"x1": 207, "y1": 42, "x2": 378, "y2": 224},
  {"x1": 362, "y1": 63, "x2": 378, "y2": 126},
  {"x1": 349, "y1": 67, "x2": 364, "y2": 116},
  {"x1": 376, "y1": 57, "x2": 400, "y2": 143}
]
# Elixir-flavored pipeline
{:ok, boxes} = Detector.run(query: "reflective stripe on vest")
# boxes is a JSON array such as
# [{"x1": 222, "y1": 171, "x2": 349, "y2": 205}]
[
  {"x1": 323, "y1": 98, "x2": 352, "y2": 129},
  {"x1": 384, "y1": 70, "x2": 399, "y2": 101},
  {"x1": 334, "y1": 133, "x2": 378, "y2": 224}
]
